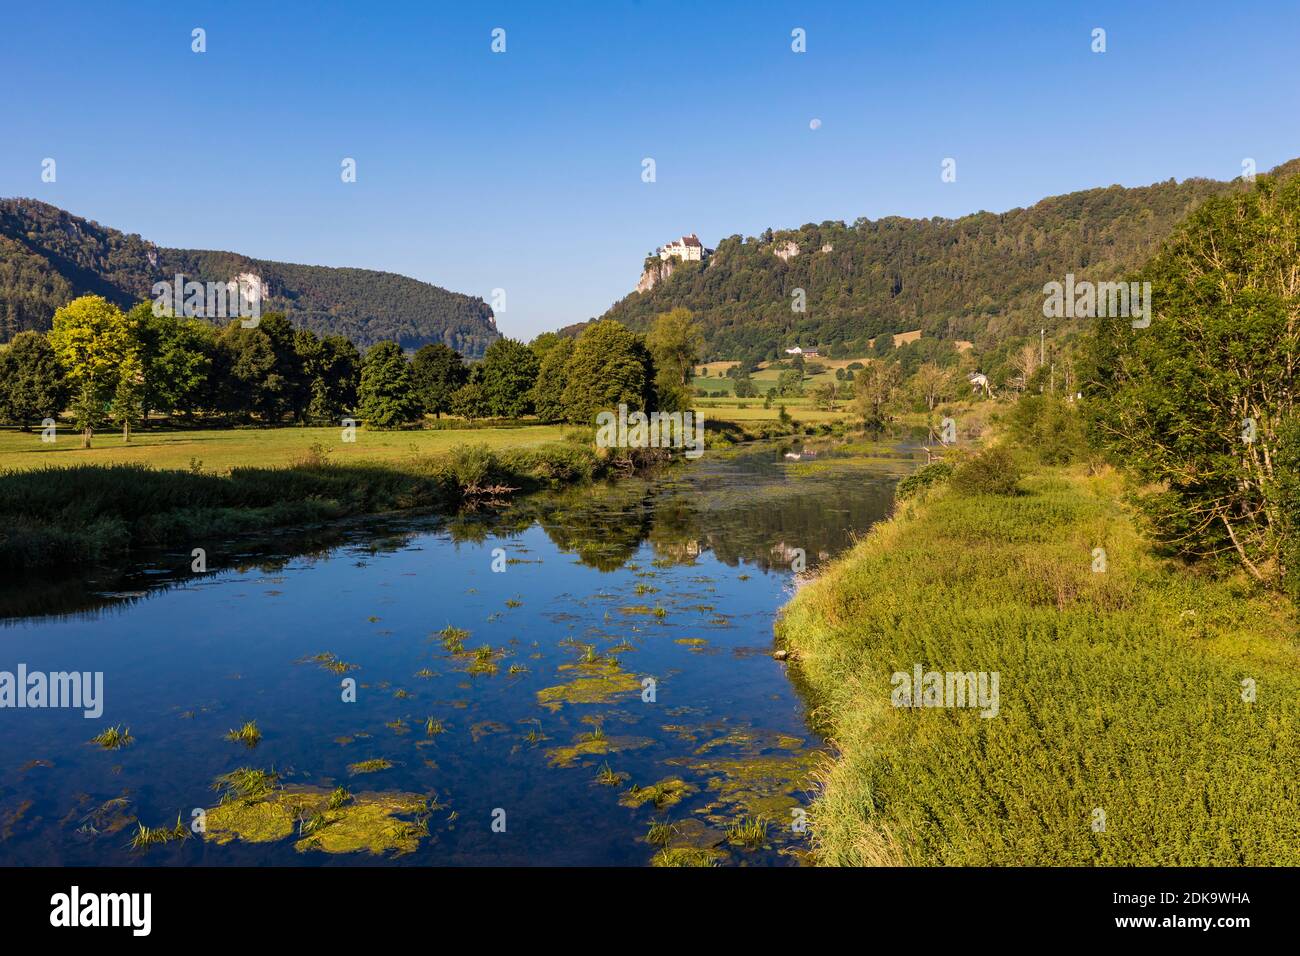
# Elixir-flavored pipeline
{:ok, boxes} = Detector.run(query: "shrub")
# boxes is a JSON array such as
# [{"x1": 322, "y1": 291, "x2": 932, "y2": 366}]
[
  {"x1": 439, "y1": 443, "x2": 500, "y2": 491},
  {"x1": 895, "y1": 461, "x2": 953, "y2": 501},
  {"x1": 1006, "y1": 394, "x2": 1087, "y2": 465},
  {"x1": 950, "y1": 446, "x2": 1022, "y2": 496}
]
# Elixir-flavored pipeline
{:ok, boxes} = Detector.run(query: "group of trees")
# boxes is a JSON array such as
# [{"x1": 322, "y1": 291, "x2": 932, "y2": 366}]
[
  {"x1": 362, "y1": 311, "x2": 698, "y2": 429},
  {"x1": 0, "y1": 295, "x2": 368, "y2": 444},
  {"x1": 0, "y1": 295, "x2": 705, "y2": 442},
  {"x1": 1084, "y1": 168, "x2": 1300, "y2": 599}
]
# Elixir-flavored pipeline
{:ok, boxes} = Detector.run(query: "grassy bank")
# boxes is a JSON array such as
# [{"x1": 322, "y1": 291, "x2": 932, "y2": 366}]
[
  {"x1": 0, "y1": 399, "x2": 844, "y2": 573},
  {"x1": 0, "y1": 422, "x2": 570, "y2": 472},
  {"x1": 776, "y1": 462, "x2": 1300, "y2": 865},
  {"x1": 0, "y1": 440, "x2": 611, "y2": 573}
]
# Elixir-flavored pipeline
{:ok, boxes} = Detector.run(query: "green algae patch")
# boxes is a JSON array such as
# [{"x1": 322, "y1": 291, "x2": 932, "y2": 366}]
[
  {"x1": 71, "y1": 794, "x2": 135, "y2": 838},
  {"x1": 690, "y1": 752, "x2": 817, "y2": 824},
  {"x1": 470, "y1": 720, "x2": 509, "y2": 743},
  {"x1": 296, "y1": 793, "x2": 428, "y2": 856},
  {"x1": 619, "y1": 777, "x2": 698, "y2": 810},
  {"x1": 651, "y1": 846, "x2": 726, "y2": 867},
  {"x1": 693, "y1": 727, "x2": 806, "y2": 757},
  {"x1": 546, "y1": 734, "x2": 653, "y2": 768},
  {"x1": 347, "y1": 758, "x2": 393, "y2": 775},
  {"x1": 536, "y1": 659, "x2": 641, "y2": 711},
  {"x1": 204, "y1": 785, "x2": 428, "y2": 856}
]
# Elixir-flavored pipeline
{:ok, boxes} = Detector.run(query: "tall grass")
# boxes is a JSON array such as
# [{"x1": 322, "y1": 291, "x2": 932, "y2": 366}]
[
  {"x1": 0, "y1": 441, "x2": 606, "y2": 572},
  {"x1": 777, "y1": 464, "x2": 1300, "y2": 865}
]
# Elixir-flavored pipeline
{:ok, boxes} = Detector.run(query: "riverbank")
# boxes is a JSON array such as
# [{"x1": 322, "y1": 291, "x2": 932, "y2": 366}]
[
  {"x1": 775, "y1": 460, "x2": 1300, "y2": 865},
  {"x1": 0, "y1": 410, "x2": 834, "y2": 574},
  {"x1": 0, "y1": 440, "x2": 615, "y2": 573}
]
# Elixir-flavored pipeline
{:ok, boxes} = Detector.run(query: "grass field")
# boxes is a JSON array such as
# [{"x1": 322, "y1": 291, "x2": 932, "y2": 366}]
[
  {"x1": 0, "y1": 402, "x2": 848, "y2": 474},
  {"x1": 777, "y1": 461, "x2": 1300, "y2": 865},
  {"x1": 0, "y1": 423, "x2": 571, "y2": 473},
  {"x1": 693, "y1": 357, "x2": 863, "y2": 397},
  {"x1": 694, "y1": 400, "x2": 848, "y2": 424}
]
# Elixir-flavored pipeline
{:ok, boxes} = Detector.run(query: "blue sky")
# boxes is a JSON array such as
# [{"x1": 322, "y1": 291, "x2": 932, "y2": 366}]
[{"x1": 3, "y1": 0, "x2": 1298, "y2": 340}]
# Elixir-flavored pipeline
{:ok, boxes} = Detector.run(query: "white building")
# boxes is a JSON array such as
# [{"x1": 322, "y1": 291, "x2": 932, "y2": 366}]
[{"x1": 659, "y1": 233, "x2": 705, "y2": 262}]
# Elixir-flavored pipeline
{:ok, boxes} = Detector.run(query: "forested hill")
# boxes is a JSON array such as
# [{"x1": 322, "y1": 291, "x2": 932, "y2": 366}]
[
  {"x1": 0, "y1": 199, "x2": 499, "y2": 355},
  {"x1": 589, "y1": 164, "x2": 1300, "y2": 363}
]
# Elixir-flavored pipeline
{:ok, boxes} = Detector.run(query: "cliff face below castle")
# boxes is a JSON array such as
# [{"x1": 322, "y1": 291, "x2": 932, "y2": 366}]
[{"x1": 636, "y1": 257, "x2": 677, "y2": 293}]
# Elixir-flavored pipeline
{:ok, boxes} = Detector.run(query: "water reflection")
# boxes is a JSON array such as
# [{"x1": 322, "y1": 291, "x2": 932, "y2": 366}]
[{"x1": 0, "y1": 436, "x2": 920, "y2": 866}]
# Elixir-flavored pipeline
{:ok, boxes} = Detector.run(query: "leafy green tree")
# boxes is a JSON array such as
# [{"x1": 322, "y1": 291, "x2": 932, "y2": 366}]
[
  {"x1": 48, "y1": 295, "x2": 137, "y2": 444},
  {"x1": 450, "y1": 381, "x2": 489, "y2": 421},
  {"x1": 528, "y1": 332, "x2": 564, "y2": 366},
  {"x1": 0, "y1": 331, "x2": 68, "y2": 429},
  {"x1": 852, "y1": 358, "x2": 900, "y2": 426},
  {"x1": 532, "y1": 337, "x2": 573, "y2": 423},
  {"x1": 1085, "y1": 170, "x2": 1300, "y2": 591},
  {"x1": 910, "y1": 361, "x2": 957, "y2": 411},
  {"x1": 1007, "y1": 394, "x2": 1086, "y2": 465},
  {"x1": 410, "y1": 343, "x2": 467, "y2": 418},
  {"x1": 111, "y1": 351, "x2": 145, "y2": 442},
  {"x1": 254, "y1": 313, "x2": 307, "y2": 422},
  {"x1": 732, "y1": 366, "x2": 758, "y2": 398},
  {"x1": 777, "y1": 368, "x2": 805, "y2": 397},
  {"x1": 357, "y1": 341, "x2": 420, "y2": 428},
  {"x1": 211, "y1": 322, "x2": 277, "y2": 422},
  {"x1": 70, "y1": 381, "x2": 102, "y2": 448},
  {"x1": 646, "y1": 307, "x2": 703, "y2": 411},
  {"x1": 135, "y1": 304, "x2": 213, "y2": 421},
  {"x1": 479, "y1": 337, "x2": 539, "y2": 418},
  {"x1": 560, "y1": 320, "x2": 655, "y2": 425},
  {"x1": 297, "y1": 330, "x2": 360, "y2": 424}
]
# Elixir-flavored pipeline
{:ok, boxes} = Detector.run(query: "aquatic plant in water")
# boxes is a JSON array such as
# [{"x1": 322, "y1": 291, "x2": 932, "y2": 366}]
[
  {"x1": 225, "y1": 720, "x2": 262, "y2": 747},
  {"x1": 90, "y1": 725, "x2": 133, "y2": 751},
  {"x1": 128, "y1": 813, "x2": 189, "y2": 850}
]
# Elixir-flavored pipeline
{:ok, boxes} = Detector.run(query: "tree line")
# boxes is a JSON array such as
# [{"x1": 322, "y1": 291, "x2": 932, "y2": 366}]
[{"x1": 0, "y1": 296, "x2": 704, "y2": 445}]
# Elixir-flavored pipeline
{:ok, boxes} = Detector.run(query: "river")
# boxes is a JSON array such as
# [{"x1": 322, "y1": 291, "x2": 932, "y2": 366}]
[{"x1": 0, "y1": 435, "x2": 920, "y2": 865}]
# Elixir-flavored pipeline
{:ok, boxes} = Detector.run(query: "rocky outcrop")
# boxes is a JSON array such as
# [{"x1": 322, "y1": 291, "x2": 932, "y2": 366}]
[{"x1": 637, "y1": 257, "x2": 677, "y2": 293}]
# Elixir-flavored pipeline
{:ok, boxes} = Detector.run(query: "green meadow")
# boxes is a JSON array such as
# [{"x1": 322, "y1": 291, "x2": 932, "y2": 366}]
[
  {"x1": 0, "y1": 421, "x2": 570, "y2": 474},
  {"x1": 776, "y1": 462, "x2": 1300, "y2": 866}
]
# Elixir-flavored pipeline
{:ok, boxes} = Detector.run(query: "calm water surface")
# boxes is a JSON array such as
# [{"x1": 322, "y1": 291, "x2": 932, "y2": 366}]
[{"x1": 0, "y1": 437, "x2": 920, "y2": 865}]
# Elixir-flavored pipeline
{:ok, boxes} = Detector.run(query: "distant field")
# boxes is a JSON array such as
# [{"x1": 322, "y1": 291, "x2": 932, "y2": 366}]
[
  {"x1": 694, "y1": 356, "x2": 868, "y2": 397},
  {"x1": 693, "y1": 399, "x2": 849, "y2": 424},
  {"x1": 0, "y1": 423, "x2": 570, "y2": 473}
]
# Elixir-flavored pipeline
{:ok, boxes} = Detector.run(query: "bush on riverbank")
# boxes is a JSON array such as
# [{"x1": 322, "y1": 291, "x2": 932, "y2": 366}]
[
  {"x1": 776, "y1": 463, "x2": 1300, "y2": 865},
  {"x1": 949, "y1": 445, "x2": 1023, "y2": 496}
]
